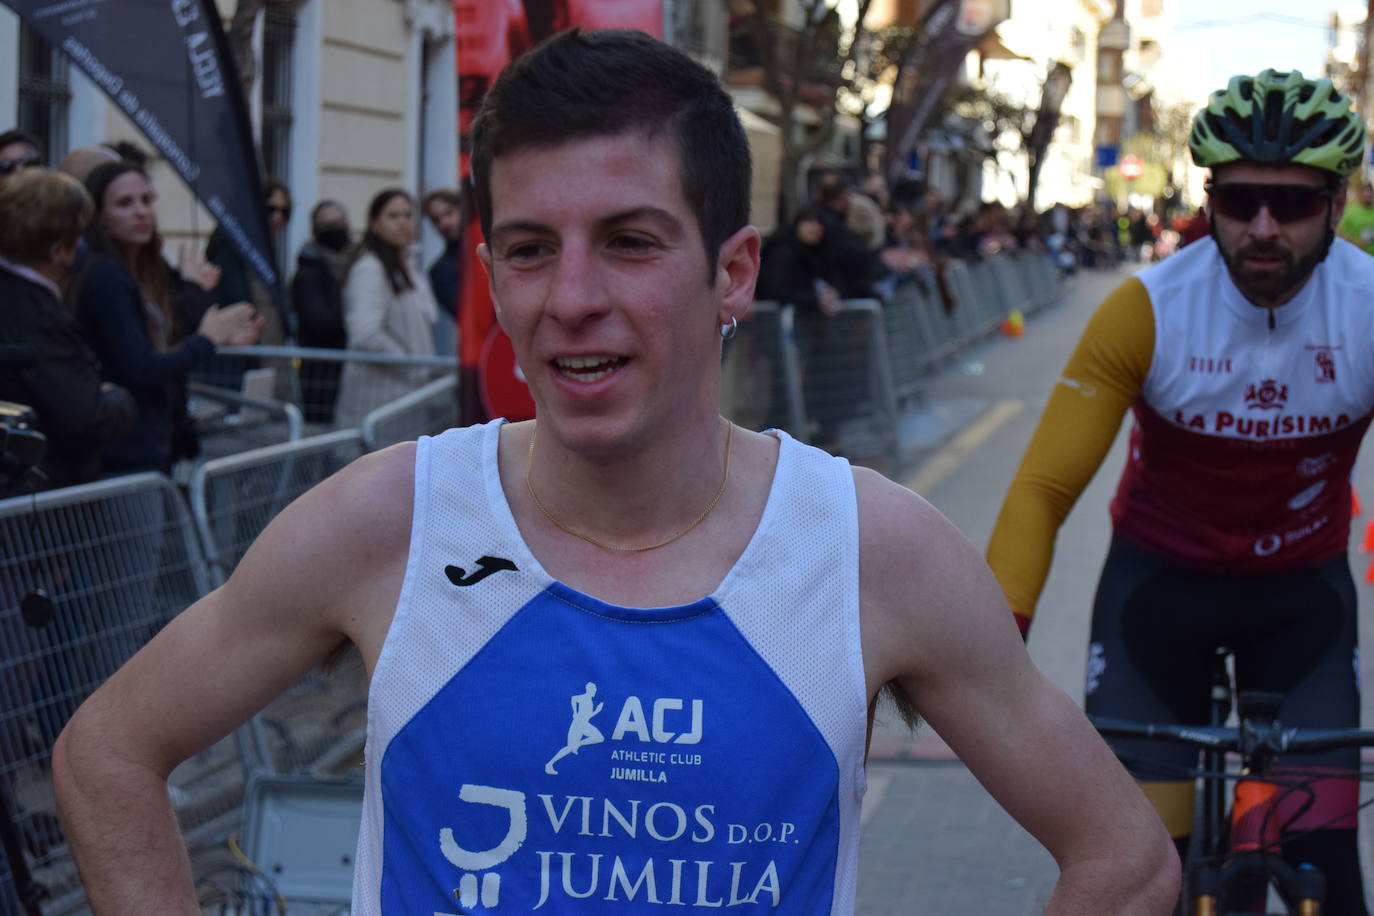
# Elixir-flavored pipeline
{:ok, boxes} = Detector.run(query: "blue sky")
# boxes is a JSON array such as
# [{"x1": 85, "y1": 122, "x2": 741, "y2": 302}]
[{"x1": 1168, "y1": 0, "x2": 1338, "y2": 99}]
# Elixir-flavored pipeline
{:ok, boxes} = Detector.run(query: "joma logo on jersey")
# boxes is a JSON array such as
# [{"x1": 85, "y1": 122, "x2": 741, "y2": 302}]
[{"x1": 545, "y1": 682, "x2": 703, "y2": 776}]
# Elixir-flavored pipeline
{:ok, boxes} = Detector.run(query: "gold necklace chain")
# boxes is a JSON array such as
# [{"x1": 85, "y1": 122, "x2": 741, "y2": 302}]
[{"x1": 525, "y1": 421, "x2": 733, "y2": 553}]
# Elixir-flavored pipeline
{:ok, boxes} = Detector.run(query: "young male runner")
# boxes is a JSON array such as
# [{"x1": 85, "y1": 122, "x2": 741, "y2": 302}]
[
  {"x1": 54, "y1": 30, "x2": 1175, "y2": 914},
  {"x1": 988, "y1": 70, "x2": 1373, "y2": 911}
]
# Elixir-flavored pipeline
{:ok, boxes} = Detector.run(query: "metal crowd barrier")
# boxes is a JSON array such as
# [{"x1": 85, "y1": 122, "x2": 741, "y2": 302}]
[
  {"x1": 793, "y1": 299, "x2": 901, "y2": 462},
  {"x1": 198, "y1": 346, "x2": 454, "y2": 433},
  {"x1": 183, "y1": 382, "x2": 305, "y2": 481},
  {"x1": 725, "y1": 253, "x2": 1064, "y2": 464},
  {"x1": 722, "y1": 300, "x2": 807, "y2": 441},
  {"x1": 184, "y1": 434, "x2": 368, "y2": 791},
  {"x1": 880, "y1": 273, "x2": 959, "y2": 392},
  {"x1": 187, "y1": 430, "x2": 367, "y2": 585},
  {"x1": 186, "y1": 431, "x2": 372, "y2": 909},
  {"x1": 361, "y1": 372, "x2": 459, "y2": 452},
  {"x1": 0, "y1": 382, "x2": 449, "y2": 911},
  {"x1": 0, "y1": 473, "x2": 237, "y2": 915}
]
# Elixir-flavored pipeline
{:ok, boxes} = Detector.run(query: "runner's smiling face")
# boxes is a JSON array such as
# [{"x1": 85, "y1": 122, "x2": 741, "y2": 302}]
[
  {"x1": 479, "y1": 129, "x2": 757, "y2": 454},
  {"x1": 1207, "y1": 162, "x2": 1345, "y2": 309}
]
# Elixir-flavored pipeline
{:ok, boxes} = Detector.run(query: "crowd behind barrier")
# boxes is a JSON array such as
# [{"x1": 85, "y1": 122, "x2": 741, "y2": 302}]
[
  {"x1": 0, "y1": 380, "x2": 455, "y2": 912},
  {"x1": 0, "y1": 247, "x2": 1062, "y2": 912},
  {"x1": 723, "y1": 251, "x2": 1064, "y2": 463}
]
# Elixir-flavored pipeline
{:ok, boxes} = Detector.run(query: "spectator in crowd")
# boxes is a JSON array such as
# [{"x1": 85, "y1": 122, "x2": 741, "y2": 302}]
[
  {"x1": 289, "y1": 200, "x2": 352, "y2": 423},
  {"x1": 757, "y1": 206, "x2": 846, "y2": 316},
  {"x1": 1177, "y1": 205, "x2": 1211, "y2": 248},
  {"x1": 972, "y1": 201, "x2": 1018, "y2": 258},
  {"x1": 204, "y1": 178, "x2": 292, "y2": 399},
  {"x1": 1009, "y1": 203, "x2": 1042, "y2": 252},
  {"x1": 334, "y1": 188, "x2": 438, "y2": 428},
  {"x1": 421, "y1": 187, "x2": 463, "y2": 355},
  {"x1": 0, "y1": 128, "x2": 42, "y2": 189},
  {"x1": 207, "y1": 179, "x2": 291, "y2": 343},
  {"x1": 71, "y1": 160, "x2": 262, "y2": 476},
  {"x1": 874, "y1": 202, "x2": 934, "y2": 300},
  {"x1": 105, "y1": 141, "x2": 150, "y2": 168},
  {"x1": 58, "y1": 145, "x2": 119, "y2": 185},
  {"x1": 1338, "y1": 181, "x2": 1374, "y2": 256},
  {"x1": 846, "y1": 179, "x2": 887, "y2": 252},
  {"x1": 1127, "y1": 207, "x2": 1152, "y2": 261},
  {"x1": 814, "y1": 174, "x2": 880, "y2": 298},
  {"x1": 756, "y1": 205, "x2": 862, "y2": 446},
  {"x1": 861, "y1": 171, "x2": 890, "y2": 212},
  {"x1": 0, "y1": 169, "x2": 135, "y2": 489}
]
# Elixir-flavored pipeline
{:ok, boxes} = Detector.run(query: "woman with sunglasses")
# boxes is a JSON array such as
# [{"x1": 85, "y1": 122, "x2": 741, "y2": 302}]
[
  {"x1": 71, "y1": 160, "x2": 262, "y2": 477},
  {"x1": 0, "y1": 128, "x2": 42, "y2": 190},
  {"x1": 988, "y1": 69, "x2": 1374, "y2": 913},
  {"x1": 333, "y1": 188, "x2": 438, "y2": 428},
  {"x1": 203, "y1": 180, "x2": 292, "y2": 399}
]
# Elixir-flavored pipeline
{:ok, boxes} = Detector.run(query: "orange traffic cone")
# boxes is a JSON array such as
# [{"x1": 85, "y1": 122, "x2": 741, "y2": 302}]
[
  {"x1": 1364, "y1": 554, "x2": 1374, "y2": 584},
  {"x1": 1354, "y1": 486, "x2": 1363, "y2": 517},
  {"x1": 1000, "y1": 309, "x2": 1025, "y2": 338}
]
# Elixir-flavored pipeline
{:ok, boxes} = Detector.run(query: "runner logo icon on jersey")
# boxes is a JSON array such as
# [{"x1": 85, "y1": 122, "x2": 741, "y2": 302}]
[{"x1": 545, "y1": 682, "x2": 705, "y2": 780}]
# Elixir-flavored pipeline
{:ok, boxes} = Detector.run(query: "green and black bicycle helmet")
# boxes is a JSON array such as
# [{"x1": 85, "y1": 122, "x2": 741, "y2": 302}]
[{"x1": 1189, "y1": 69, "x2": 1366, "y2": 177}]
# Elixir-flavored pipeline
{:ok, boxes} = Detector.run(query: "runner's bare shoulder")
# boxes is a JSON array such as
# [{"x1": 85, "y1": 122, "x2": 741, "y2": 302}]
[{"x1": 226, "y1": 441, "x2": 418, "y2": 621}]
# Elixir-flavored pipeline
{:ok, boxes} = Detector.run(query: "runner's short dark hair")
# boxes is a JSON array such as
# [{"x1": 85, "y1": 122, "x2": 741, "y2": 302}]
[{"x1": 471, "y1": 28, "x2": 751, "y2": 282}]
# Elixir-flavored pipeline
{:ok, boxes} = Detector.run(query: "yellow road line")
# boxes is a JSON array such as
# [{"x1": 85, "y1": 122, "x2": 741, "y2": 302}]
[{"x1": 901, "y1": 399, "x2": 1025, "y2": 495}]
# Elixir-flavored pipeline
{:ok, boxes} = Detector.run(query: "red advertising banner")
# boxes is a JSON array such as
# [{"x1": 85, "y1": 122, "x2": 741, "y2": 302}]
[{"x1": 453, "y1": 0, "x2": 663, "y2": 424}]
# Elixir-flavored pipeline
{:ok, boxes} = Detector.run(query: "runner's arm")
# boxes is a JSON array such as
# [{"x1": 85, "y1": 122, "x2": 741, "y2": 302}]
[
  {"x1": 51, "y1": 445, "x2": 415, "y2": 913},
  {"x1": 985, "y1": 278, "x2": 1154, "y2": 631},
  {"x1": 861, "y1": 471, "x2": 1178, "y2": 913}
]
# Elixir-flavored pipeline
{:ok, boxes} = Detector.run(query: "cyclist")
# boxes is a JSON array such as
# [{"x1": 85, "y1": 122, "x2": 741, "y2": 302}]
[
  {"x1": 988, "y1": 69, "x2": 1373, "y2": 911},
  {"x1": 52, "y1": 30, "x2": 1175, "y2": 914}
]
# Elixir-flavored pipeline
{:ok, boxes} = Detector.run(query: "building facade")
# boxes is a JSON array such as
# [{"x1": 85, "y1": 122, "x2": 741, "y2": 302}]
[
  {"x1": 0, "y1": 0, "x2": 458, "y2": 281},
  {"x1": 986, "y1": 0, "x2": 1115, "y2": 208}
]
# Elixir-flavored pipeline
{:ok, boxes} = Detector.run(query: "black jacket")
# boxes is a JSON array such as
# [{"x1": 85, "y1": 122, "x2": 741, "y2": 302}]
[
  {"x1": 0, "y1": 264, "x2": 136, "y2": 488},
  {"x1": 427, "y1": 240, "x2": 460, "y2": 319},
  {"x1": 73, "y1": 255, "x2": 214, "y2": 474},
  {"x1": 290, "y1": 243, "x2": 347, "y2": 349}
]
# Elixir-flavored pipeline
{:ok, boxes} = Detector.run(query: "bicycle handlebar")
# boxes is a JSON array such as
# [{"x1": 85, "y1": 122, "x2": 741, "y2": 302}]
[{"x1": 1091, "y1": 716, "x2": 1374, "y2": 756}]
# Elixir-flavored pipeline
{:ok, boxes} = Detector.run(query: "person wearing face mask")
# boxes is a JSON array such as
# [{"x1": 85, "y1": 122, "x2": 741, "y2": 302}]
[
  {"x1": 290, "y1": 200, "x2": 352, "y2": 423},
  {"x1": 334, "y1": 188, "x2": 438, "y2": 428},
  {"x1": 71, "y1": 160, "x2": 262, "y2": 476},
  {"x1": 0, "y1": 169, "x2": 135, "y2": 489}
]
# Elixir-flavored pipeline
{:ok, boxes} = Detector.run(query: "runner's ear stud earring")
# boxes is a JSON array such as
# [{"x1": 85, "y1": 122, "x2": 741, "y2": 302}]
[{"x1": 720, "y1": 316, "x2": 738, "y2": 340}]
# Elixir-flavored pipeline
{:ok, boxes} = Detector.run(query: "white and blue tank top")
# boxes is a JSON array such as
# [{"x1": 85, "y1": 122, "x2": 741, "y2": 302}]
[{"x1": 351, "y1": 420, "x2": 868, "y2": 914}]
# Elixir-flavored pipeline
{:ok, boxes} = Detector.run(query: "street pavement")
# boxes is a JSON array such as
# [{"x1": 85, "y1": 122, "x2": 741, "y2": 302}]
[{"x1": 853, "y1": 262, "x2": 1374, "y2": 913}]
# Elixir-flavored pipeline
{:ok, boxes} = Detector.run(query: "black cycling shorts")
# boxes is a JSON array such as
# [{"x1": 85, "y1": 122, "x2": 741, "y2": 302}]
[{"x1": 1085, "y1": 534, "x2": 1360, "y2": 787}]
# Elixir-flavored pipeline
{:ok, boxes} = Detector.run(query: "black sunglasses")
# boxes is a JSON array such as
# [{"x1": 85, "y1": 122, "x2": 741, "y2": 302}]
[
  {"x1": 0, "y1": 154, "x2": 41, "y2": 175},
  {"x1": 266, "y1": 204, "x2": 291, "y2": 217},
  {"x1": 1206, "y1": 182, "x2": 1333, "y2": 223}
]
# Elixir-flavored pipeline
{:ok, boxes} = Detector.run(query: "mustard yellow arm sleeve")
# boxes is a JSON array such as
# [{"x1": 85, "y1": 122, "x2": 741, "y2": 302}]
[{"x1": 986, "y1": 277, "x2": 1155, "y2": 625}]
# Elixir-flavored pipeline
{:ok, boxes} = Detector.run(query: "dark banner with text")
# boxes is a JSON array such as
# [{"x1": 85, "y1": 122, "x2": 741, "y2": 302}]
[
  {"x1": 2, "y1": 0, "x2": 279, "y2": 294},
  {"x1": 886, "y1": 0, "x2": 1005, "y2": 185}
]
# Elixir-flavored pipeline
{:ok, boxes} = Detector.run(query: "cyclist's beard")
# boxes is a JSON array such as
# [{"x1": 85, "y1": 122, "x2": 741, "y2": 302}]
[{"x1": 1213, "y1": 225, "x2": 1331, "y2": 308}]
